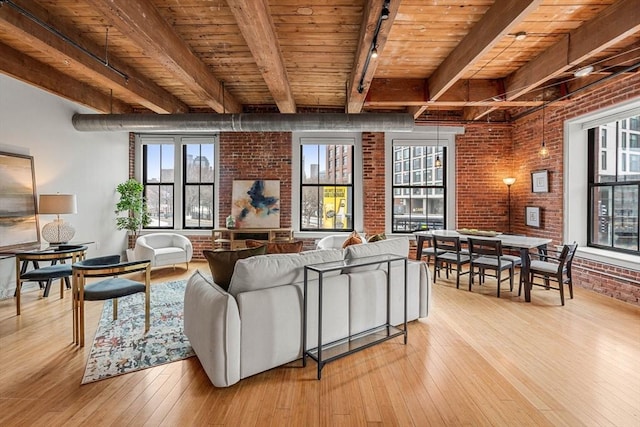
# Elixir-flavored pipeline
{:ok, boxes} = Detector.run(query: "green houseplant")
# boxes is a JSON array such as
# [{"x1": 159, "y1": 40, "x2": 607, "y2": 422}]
[{"x1": 115, "y1": 178, "x2": 150, "y2": 248}]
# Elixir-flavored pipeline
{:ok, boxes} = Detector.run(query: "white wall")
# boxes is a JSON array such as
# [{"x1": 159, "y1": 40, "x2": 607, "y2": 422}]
[{"x1": 0, "y1": 74, "x2": 130, "y2": 299}]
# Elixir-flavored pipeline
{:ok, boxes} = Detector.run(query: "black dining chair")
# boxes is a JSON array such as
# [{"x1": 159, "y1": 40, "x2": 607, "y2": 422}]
[
  {"x1": 520, "y1": 242, "x2": 578, "y2": 305},
  {"x1": 72, "y1": 255, "x2": 151, "y2": 347},
  {"x1": 468, "y1": 238, "x2": 517, "y2": 297},
  {"x1": 15, "y1": 245, "x2": 88, "y2": 315},
  {"x1": 432, "y1": 235, "x2": 471, "y2": 289}
]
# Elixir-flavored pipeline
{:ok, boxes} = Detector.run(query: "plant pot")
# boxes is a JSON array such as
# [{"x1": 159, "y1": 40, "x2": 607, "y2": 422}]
[{"x1": 126, "y1": 248, "x2": 135, "y2": 262}]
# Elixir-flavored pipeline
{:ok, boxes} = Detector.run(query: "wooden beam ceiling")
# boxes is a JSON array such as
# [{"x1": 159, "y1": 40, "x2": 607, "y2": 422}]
[
  {"x1": 506, "y1": 0, "x2": 640, "y2": 101},
  {"x1": 0, "y1": 1, "x2": 186, "y2": 114},
  {"x1": 227, "y1": 0, "x2": 295, "y2": 113},
  {"x1": 427, "y1": 0, "x2": 543, "y2": 101},
  {"x1": 0, "y1": 42, "x2": 131, "y2": 113},
  {"x1": 84, "y1": 0, "x2": 242, "y2": 113}
]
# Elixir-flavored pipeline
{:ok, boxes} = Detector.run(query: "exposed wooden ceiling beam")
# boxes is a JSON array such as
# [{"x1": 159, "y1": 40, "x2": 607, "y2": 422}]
[
  {"x1": 0, "y1": 42, "x2": 131, "y2": 113},
  {"x1": 506, "y1": 0, "x2": 640, "y2": 101},
  {"x1": 366, "y1": 78, "x2": 564, "y2": 108},
  {"x1": 428, "y1": 0, "x2": 542, "y2": 101},
  {"x1": 0, "y1": 2, "x2": 186, "y2": 114},
  {"x1": 226, "y1": 0, "x2": 295, "y2": 113},
  {"x1": 407, "y1": 106, "x2": 428, "y2": 120},
  {"x1": 462, "y1": 106, "x2": 496, "y2": 122},
  {"x1": 85, "y1": 0, "x2": 242, "y2": 113},
  {"x1": 346, "y1": 0, "x2": 400, "y2": 113}
]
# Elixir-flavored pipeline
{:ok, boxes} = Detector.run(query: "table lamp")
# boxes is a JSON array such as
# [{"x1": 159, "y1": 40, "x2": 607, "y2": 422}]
[{"x1": 39, "y1": 194, "x2": 77, "y2": 244}]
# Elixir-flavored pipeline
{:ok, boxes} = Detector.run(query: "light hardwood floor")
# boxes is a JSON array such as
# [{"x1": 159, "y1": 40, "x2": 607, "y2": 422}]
[{"x1": 0, "y1": 261, "x2": 638, "y2": 426}]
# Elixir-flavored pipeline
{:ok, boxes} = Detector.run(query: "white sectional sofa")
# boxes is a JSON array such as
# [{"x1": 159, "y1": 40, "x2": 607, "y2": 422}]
[{"x1": 184, "y1": 237, "x2": 431, "y2": 387}]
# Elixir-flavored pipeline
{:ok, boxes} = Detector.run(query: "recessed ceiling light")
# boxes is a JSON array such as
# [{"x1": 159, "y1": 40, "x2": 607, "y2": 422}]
[
  {"x1": 515, "y1": 32, "x2": 527, "y2": 41},
  {"x1": 574, "y1": 65, "x2": 594, "y2": 77},
  {"x1": 296, "y1": 7, "x2": 313, "y2": 16}
]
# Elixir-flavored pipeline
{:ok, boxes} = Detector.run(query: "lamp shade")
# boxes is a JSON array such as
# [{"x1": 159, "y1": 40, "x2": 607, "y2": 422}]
[
  {"x1": 503, "y1": 177, "x2": 516, "y2": 186},
  {"x1": 39, "y1": 194, "x2": 77, "y2": 214}
]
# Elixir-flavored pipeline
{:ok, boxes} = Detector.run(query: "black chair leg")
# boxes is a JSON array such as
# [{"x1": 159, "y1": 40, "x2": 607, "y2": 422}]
[{"x1": 42, "y1": 279, "x2": 54, "y2": 297}]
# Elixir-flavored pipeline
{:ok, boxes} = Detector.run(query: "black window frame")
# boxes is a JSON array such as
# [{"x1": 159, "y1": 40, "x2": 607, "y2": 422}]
[
  {"x1": 299, "y1": 142, "x2": 355, "y2": 232},
  {"x1": 391, "y1": 144, "x2": 447, "y2": 233},
  {"x1": 182, "y1": 142, "x2": 215, "y2": 229},
  {"x1": 587, "y1": 126, "x2": 640, "y2": 254}
]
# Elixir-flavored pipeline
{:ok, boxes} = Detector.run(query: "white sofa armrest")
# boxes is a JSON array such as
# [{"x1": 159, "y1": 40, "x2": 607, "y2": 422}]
[
  {"x1": 184, "y1": 270, "x2": 241, "y2": 387},
  {"x1": 172, "y1": 234, "x2": 193, "y2": 261},
  {"x1": 133, "y1": 237, "x2": 156, "y2": 265}
]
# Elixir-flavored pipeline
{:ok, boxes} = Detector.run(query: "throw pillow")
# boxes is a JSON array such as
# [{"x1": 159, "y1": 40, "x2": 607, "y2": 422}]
[
  {"x1": 342, "y1": 231, "x2": 363, "y2": 249},
  {"x1": 245, "y1": 239, "x2": 304, "y2": 254},
  {"x1": 202, "y1": 245, "x2": 267, "y2": 291},
  {"x1": 367, "y1": 232, "x2": 387, "y2": 243}
]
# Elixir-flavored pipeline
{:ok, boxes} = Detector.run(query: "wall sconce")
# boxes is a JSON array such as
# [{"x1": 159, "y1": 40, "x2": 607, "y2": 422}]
[
  {"x1": 39, "y1": 194, "x2": 77, "y2": 244},
  {"x1": 503, "y1": 177, "x2": 516, "y2": 233}
]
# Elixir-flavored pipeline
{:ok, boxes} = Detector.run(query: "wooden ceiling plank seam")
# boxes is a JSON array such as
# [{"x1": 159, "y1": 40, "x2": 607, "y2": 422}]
[
  {"x1": 0, "y1": 41, "x2": 132, "y2": 113},
  {"x1": 0, "y1": 2, "x2": 186, "y2": 114},
  {"x1": 428, "y1": 0, "x2": 543, "y2": 101},
  {"x1": 506, "y1": 0, "x2": 640, "y2": 101},
  {"x1": 85, "y1": 0, "x2": 242, "y2": 113},
  {"x1": 226, "y1": 0, "x2": 296, "y2": 113}
]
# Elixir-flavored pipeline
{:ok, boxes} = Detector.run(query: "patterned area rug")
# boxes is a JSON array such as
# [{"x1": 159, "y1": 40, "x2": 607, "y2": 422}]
[{"x1": 81, "y1": 279, "x2": 195, "y2": 384}]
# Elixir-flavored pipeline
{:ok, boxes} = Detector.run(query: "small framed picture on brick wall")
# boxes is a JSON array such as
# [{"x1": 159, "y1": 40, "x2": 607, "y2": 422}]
[
  {"x1": 531, "y1": 170, "x2": 548, "y2": 193},
  {"x1": 525, "y1": 206, "x2": 541, "y2": 228}
]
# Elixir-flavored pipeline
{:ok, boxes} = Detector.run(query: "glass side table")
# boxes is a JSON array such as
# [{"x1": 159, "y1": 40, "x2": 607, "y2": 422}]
[{"x1": 302, "y1": 253, "x2": 408, "y2": 379}]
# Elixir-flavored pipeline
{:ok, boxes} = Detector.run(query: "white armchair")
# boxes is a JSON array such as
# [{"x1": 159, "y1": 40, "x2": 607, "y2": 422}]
[{"x1": 133, "y1": 233, "x2": 193, "y2": 270}]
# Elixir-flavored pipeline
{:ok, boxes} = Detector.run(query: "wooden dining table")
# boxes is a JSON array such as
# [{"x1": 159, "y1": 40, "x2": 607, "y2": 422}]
[{"x1": 414, "y1": 230, "x2": 553, "y2": 303}]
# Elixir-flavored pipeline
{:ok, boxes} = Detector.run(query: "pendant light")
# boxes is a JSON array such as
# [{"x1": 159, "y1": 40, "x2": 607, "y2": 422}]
[
  {"x1": 435, "y1": 109, "x2": 442, "y2": 168},
  {"x1": 539, "y1": 104, "x2": 549, "y2": 158}
]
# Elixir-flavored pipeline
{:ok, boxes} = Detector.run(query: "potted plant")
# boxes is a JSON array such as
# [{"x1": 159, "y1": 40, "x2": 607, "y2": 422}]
[{"x1": 115, "y1": 178, "x2": 150, "y2": 259}]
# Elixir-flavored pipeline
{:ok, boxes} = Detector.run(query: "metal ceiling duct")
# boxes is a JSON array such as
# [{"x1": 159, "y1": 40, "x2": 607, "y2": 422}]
[{"x1": 71, "y1": 113, "x2": 415, "y2": 132}]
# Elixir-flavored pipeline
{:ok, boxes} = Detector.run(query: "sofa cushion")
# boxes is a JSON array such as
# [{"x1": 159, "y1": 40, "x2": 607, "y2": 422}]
[
  {"x1": 344, "y1": 237, "x2": 409, "y2": 259},
  {"x1": 342, "y1": 231, "x2": 363, "y2": 248},
  {"x1": 245, "y1": 239, "x2": 304, "y2": 254},
  {"x1": 228, "y1": 249, "x2": 344, "y2": 296},
  {"x1": 367, "y1": 232, "x2": 387, "y2": 243},
  {"x1": 343, "y1": 237, "x2": 410, "y2": 272},
  {"x1": 203, "y1": 246, "x2": 267, "y2": 290}
]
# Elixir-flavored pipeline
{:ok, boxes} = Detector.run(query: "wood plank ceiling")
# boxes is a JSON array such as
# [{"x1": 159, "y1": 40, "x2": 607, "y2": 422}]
[{"x1": 0, "y1": 0, "x2": 638, "y2": 122}]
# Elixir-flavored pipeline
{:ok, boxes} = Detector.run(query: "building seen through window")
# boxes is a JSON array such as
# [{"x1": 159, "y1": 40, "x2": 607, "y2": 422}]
[
  {"x1": 391, "y1": 144, "x2": 446, "y2": 232},
  {"x1": 300, "y1": 141, "x2": 354, "y2": 231},
  {"x1": 590, "y1": 115, "x2": 640, "y2": 253},
  {"x1": 140, "y1": 135, "x2": 216, "y2": 230}
]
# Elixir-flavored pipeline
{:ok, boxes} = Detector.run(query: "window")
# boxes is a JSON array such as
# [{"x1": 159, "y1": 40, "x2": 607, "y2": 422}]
[
  {"x1": 143, "y1": 142, "x2": 175, "y2": 228},
  {"x1": 588, "y1": 116, "x2": 640, "y2": 254},
  {"x1": 298, "y1": 136, "x2": 357, "y2": 232},
  {"x1": 139, "y1": 135, "x2": 217, "y2": 230},
  {"x1": 183, "y1": 143, "x2": 215, "y2": 228},
  {"x1": 391, "y1": 144, "x2": 446, "y2": 232}
]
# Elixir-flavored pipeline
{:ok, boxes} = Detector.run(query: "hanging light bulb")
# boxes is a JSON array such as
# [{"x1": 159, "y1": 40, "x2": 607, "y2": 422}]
[
  {"x1": 435, "y1": 109, "x2": 442, "y2": 168},
  {"x1": 539, "y1": 105, "x2": 549, "y2": 159},
  {"x1": 540, "y1": 141, "x2": 549, "y2": 158}
]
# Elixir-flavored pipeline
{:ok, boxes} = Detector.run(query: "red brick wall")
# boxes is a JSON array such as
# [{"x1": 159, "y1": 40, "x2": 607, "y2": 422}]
[
  {"x1": 511, "y1": 73, "x2": 640, "y2": 304},
  {"x1": 362, "y1": 132, "x2": 386, "y2": 235},
  {"x1": 455, "y1": 123, "x2": 513, "y2": 231},
  {"x1": 217, "y1": 132, "x2": 292, "y2": 229}
]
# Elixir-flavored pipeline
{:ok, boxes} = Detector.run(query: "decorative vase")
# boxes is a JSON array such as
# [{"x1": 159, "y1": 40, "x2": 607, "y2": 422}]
[{"x1": 226, "y1": 215, "x2": 236, "y2": 229}]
